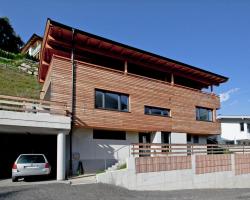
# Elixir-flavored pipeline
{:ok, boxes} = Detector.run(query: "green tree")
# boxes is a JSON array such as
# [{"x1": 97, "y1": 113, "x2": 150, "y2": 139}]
[{"x1": 0, "y1": 17, "x2": 24, "y2": 53}]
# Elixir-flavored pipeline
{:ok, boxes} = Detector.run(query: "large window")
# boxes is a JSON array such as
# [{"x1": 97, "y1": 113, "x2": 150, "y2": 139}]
[
  {"x1": 247, "y1": 124, "x2": 250, "y2": 133},
  {"x1": 95, "y1": 89, "x2": 129, "y2": 112},
  {"x1": 93, "y1": 129, "x2": 126, "y2": 140},
  {"x1": 196, "y1": 107, "x2": 213, "y2": 122},
  {"x1": 144, "y1": 106, "x2": 170, "y2": 117}
]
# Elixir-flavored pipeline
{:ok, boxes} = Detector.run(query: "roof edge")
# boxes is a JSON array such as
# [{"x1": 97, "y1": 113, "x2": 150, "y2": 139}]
[{"x1": 48, "y1": 18, "x2": 229, "y2": 82}]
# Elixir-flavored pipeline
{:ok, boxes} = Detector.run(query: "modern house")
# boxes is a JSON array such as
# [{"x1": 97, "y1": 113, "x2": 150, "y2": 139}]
[
  {"x1": 38, "y1": 19, "x2": 228, "y2": 175},
  {"x1": 21, "y1": 34, "x2": 43, "y2": 59},
  {"x1": 217, "y1": 115, "x2": 250, "y2": 144}
]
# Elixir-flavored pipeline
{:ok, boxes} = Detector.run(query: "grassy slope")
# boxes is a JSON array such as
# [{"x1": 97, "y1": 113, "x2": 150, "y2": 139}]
[{"x1": 0, "y1": 66, "x2": 41, "y2": 99}]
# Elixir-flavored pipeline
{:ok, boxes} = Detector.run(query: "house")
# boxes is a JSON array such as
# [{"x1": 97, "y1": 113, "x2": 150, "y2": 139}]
[
  {"x1": 38, "y1": 18, "x2": 228, "y2": 175},
  {"x1": 217, "y1": 115, "x2": 250, "y2": 144},
  {"x1": 21, "y1": 34, "x2": 42, "y2": 59}
]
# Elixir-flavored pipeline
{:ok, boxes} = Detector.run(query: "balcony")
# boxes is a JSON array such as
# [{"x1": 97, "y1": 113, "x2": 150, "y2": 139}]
[{"x1": 0, "y1": 94, "x2": 68, "y2": 115}]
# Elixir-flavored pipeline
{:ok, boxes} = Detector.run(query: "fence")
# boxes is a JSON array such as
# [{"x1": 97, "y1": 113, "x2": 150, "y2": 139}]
[
  {"x1": 0, "y1": 94, "x2": 68, "y2": 115},
  {"x1": 131, "y1": 143, "x2": 250, "y2": 156}
]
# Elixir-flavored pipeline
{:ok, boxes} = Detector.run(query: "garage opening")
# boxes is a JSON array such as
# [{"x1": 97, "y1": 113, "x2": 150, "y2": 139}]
[{"x1": 0, "y1": 134, "x2": 57, "y2": 179}]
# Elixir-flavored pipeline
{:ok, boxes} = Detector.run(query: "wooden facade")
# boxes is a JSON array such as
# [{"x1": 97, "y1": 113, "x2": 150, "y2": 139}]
[
  {"x1": 39, "y1": 19, "x2": 228, "y2": 135},
  {"x1": 48, "y1": 55, "x2": 220, "y2": 134}
]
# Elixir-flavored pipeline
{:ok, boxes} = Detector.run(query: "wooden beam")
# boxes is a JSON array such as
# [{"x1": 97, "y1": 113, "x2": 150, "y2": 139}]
[
  {"x1": 47, "y1": 35, "x2": 214, "y2": 86},
  {"x1": 171, "y1": 73, "x2": 174, "y2": 85},
  {"x1": 124, "y1": 60, "x2": 128, "y2": 75}
]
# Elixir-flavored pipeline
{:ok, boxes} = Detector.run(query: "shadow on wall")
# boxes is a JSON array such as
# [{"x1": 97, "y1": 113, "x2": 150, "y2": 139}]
[{"x1": 73, "y1": 140, "x2": 131, "y2": 174}]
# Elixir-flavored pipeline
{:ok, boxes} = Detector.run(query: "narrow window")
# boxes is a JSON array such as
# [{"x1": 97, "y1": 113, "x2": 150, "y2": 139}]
[
  {"x1": 196, "y1": 107, "x2": 213, "y2": 122},
  {"x1": 247, "y1": 124, "x2": 250, "y2": 133},
  {"x1": 95, "y1": 90, "x2": 104, "y2": 108},
  {"x1": 187, "y1": 134, "x2": 192, "y2": 143},
  {"x1": 144, "y1": 106, "x2": 170, "y2": 117},
  {"x1": 93, "y1": 129, "x2": 126, "y2": 140},
  {"x1": 95, "y1": 89, "x2": 129, "y2": 112},
  {"x1": 240, "y1": 123, "x2": 244, "y2": 132}
]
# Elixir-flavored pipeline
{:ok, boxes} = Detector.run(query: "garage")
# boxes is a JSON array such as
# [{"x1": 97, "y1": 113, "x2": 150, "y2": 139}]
[
  {"x1": 0, "y1": 109, "x2": 71, "y2": 181},
  {"x1": 0, "y1": 133, "x2": 57, "y2": 179}
]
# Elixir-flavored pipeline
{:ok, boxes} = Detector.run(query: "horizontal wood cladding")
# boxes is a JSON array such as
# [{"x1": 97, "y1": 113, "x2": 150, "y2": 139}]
[{"x1": 50, "y1": 56, "x2": 221, "y2": 134}]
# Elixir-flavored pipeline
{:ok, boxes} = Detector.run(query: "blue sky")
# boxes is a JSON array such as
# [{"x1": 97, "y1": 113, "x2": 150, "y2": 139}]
[{"x1": 1, "y1": 1, "x2": 250, "y2": 115}]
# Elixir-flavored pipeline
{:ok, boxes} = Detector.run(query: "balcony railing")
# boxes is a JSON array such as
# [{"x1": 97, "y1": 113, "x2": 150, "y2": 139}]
[
  {"x1": 131, "y1": 143, "x2": 250, "y2": 156},
  {"x1": 0, "y1": 95, "x2": 68, "y2": 115}
]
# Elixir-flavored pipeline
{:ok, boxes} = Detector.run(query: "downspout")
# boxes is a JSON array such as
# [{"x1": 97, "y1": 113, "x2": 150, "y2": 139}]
[{"x1": 69, "y1": 28, "x2": 76, "y2": 177}]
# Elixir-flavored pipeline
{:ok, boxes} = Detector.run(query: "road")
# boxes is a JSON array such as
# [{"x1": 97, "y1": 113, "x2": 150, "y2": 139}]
[{"x1": 1, "y1": 183, "x2": 250, "y2": 200}]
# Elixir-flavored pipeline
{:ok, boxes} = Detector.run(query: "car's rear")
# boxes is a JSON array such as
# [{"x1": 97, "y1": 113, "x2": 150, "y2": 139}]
[{"x1": 12, "y1": 154, "x2": 51, "y2": 182}]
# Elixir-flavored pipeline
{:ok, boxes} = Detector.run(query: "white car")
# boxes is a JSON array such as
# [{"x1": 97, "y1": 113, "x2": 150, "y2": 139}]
[{"x1": 12, "y1": 154, "x2": 51, "y2": 182}]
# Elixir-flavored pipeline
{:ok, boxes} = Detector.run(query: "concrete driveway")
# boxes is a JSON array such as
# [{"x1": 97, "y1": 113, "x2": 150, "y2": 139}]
[
  {"x1": 0, "y1": 178, "x2": 60, "y2": 187},
  {"x1": 1, "y1": 183, "x2": 250, "y2": 200}
]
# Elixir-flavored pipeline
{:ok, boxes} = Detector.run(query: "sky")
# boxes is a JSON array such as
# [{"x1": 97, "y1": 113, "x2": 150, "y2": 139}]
[{"x1": 1, "y1": 0, "x2": 250, "y2": 115}]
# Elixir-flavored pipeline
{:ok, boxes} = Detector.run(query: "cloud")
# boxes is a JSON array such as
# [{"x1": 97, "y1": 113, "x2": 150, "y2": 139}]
[
  {"x1": 219, "y1": 88, "x2": 239, "y2": 103},
  {"x1": 228, "y1": 100, "x2": 238, "y2": 106}
]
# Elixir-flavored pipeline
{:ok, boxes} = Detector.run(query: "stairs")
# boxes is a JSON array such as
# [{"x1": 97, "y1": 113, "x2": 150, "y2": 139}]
[{"x1": 106, "y1": 160, "x2": 125, "y2": 172}]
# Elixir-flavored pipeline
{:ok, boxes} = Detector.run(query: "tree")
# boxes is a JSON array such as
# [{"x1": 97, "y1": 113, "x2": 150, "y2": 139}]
[{"x1": 0, "y1": 17, "x2": 24, "y2": 53}]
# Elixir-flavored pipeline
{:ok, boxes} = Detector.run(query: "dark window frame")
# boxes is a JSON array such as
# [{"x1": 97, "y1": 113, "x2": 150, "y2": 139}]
[
  {"x1": 240, "y1": 123, "x2": 245, "y2": 132},
  {"x1": 196, "y1": 106, "x2": 213, "y2": 122},
  {"x1": 95, "y1": 89, "x2": 129, "y2": 112},
  {"x1": 144, "y1": 105, "x2": 170, "y2": 117},
  {"x1": 93, "y1": 129, "x2": 126, "y2": 140}
]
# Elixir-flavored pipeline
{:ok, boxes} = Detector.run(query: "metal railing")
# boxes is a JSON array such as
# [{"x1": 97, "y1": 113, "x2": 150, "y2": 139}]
[
  {"x1": 0, "y1": 94, "x2": 68, "y2": 115},
  {"x1": 131, "y1": 143, "x2": 250, "y2": 156}
]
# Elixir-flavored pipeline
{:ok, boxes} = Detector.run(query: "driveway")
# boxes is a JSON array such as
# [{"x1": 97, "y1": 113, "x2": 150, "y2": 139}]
[
  {"x1": 0, "y1": 178, "x2": 60, "y2": 187},
  {"x1": 1, "y1": 183, "x2": 250, "y2": 200}
]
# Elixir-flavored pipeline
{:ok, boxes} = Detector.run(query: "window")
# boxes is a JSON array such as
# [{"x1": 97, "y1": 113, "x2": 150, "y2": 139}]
[
  {"x1": 144, "y1": 106, "x2": 170, "y2": 117},
  {"x1": 95, "y1": 89, "x2": 129, "y2": 112},
  {"x1": 193, "y1": 135, "x2": 199, "y2": 144},
  {"x1": 93, "y1": 130, "x2": 126, "y2": 140},
  {"x1": 248, "y1": 124, "x2": 250, "y2": 133},
  {"x1": 196, "y1": 107, "x2": 213, "y2": 122},
  {"x1": 187, "y1": 134, "x2": 192, "y2": 143},
  {"x1": 240, "y1": 123, "x2": 245, "y2": 131},
  {"x1": 17, "y1": 155, "x2": 45, "y2": 164}
]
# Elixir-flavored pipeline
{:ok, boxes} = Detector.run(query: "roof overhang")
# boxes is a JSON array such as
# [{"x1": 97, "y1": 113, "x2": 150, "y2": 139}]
[
  {"x1": 217, "y1": 116, "x2": 250, "y2": 120},
  {"x1": 39, "y1": 18, "x2": 229, "y2": 86}
]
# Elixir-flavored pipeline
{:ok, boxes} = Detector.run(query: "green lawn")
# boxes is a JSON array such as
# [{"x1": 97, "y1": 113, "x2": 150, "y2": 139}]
[{"x1": 0, "y1": 66, "x2": 41, "y2": 99}]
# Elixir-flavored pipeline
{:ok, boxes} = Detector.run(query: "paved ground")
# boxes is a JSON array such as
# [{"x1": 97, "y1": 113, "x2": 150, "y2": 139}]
[{"x1": 1, "y1": 182, "x2": 250, "y2": 200}]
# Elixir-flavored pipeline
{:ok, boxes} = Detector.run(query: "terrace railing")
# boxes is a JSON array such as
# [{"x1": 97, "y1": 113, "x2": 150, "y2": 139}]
[
  {"x1": 131, "y1": 143, "x2": 250, "y2": 156},
  {"x1": 0, "y1": 94, "x2": 68, "y2": 115}
]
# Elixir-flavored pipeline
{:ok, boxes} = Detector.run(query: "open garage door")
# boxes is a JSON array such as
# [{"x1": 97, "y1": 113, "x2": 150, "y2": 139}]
[{"x1": 0, "y1": 134, "x2": 57, "y2": 179}]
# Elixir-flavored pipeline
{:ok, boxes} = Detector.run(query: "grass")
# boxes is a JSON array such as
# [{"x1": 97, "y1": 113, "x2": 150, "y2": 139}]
[
  {"x1": 0, "y1": 65, "x2": 41, "y2": 99},
  {"x1": 117, "y1": 163, "x2": 127, "y2": 170},
  {"x1": 0, "y1": 48, "x2": 41, "y2": 99}
]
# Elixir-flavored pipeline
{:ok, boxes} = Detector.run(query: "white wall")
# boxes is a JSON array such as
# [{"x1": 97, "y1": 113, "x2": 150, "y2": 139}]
[
  {"x1": 151, "y1": 131, "x2": 161, "y2": 143},
  {"x1": 221, "y1": 120, "x2": 250, "y2": 142},
  {"x1": 72, "y1": 128, "x2": 138, "y2": 173},
  {"x1": 171, "y1": 132, "x2": 187, "y2": 143}
]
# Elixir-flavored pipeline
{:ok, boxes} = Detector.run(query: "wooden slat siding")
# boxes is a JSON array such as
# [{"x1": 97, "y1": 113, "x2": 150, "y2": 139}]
[{"x1": 50, "y1": 56, "x2": 221, "y2": 134}]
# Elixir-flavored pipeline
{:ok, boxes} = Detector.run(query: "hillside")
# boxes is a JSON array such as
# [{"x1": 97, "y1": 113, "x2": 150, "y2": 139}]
[{"x1": 0, "y1": 49, "x2": 41, "y2": 99}]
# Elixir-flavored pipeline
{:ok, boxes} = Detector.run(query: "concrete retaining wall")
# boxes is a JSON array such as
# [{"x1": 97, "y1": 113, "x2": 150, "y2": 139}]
[{"x1": 97, "y1": 154, "x2": 250, "y2": 191}]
